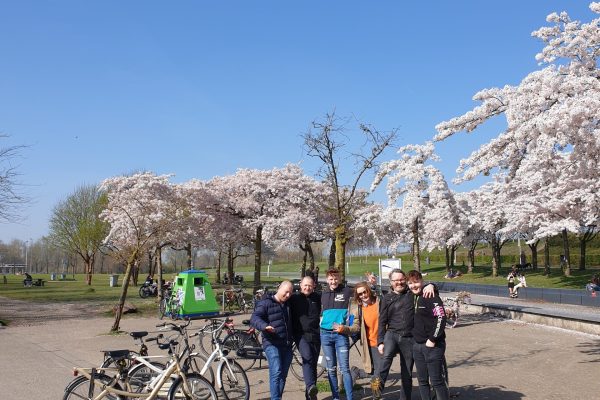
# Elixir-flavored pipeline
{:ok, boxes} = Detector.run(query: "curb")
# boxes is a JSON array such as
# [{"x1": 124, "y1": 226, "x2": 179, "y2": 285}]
[{"x1": 468, "y1": 302, "x2": 600, "y2": 335}]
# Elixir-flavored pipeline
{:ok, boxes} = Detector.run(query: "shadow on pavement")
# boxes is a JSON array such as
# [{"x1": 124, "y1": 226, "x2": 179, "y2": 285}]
[
  {"x1": 450, "y1": 384, "x2": 524, "y2": 399},
  {"x1": 576, "y1": 339, "x2": 600, "y2": 363}
]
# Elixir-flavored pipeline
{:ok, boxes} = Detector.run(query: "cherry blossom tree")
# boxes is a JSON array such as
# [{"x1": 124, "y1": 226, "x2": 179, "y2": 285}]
[
  {"x1": 435, "y1": 2, "x2": 600, "y2": 277},
  {"x1": 465, "y1": 184, "x2": 511, "y2": 277},
  {"x1": 264, "y1": 178, "x2": 333, "y2": 279},
  {"x1": 207, "y1": 164, "x2": 321, "y2": 289},
  {"x1": 421, "y1": 172, "x2": 463, "y2": 273},
  {"x1": 372, "y1": 142, "x2": 444, "y2": 271},
  {"x1": 454, "y1": 192, "x2": 485, "y2": 273},
  {"x1": 100, "y1": 172, "x2": 179, "y2": 332}
]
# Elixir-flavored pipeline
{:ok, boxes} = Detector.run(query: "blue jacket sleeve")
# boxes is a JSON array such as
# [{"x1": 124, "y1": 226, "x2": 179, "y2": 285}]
[{"x1": 250, "y1": 299, "x2": 269, "y2": 332}]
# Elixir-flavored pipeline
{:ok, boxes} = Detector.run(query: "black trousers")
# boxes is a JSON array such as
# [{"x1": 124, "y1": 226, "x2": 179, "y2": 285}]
[
  {"x1": 297, "y1": 336, "x2": 320, "y2": 399},
  {"x1": 378, "y1": 331, "x2": 414, "y2": 399},
  {"x1": 413, "y1": 341, "x2": 449, "y2": 400}
]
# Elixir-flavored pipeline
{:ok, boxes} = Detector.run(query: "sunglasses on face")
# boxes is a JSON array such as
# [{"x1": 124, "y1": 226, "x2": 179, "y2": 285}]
[{"x1": 356, "y1": 290, "x2": 369, "y2": 297}]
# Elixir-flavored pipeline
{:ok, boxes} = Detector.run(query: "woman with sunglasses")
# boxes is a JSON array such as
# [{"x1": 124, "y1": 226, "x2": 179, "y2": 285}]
[{"x1": 338, "y1": 281, "x2": 382, "y2": 398}]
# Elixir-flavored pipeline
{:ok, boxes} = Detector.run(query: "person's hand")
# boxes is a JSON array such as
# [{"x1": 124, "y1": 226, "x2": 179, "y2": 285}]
[
  {"x1": 264, "y1": 326, "x2": 274, "y2": 333},
  {"x1": 426, "y1": 339, "x2": 435, "y2": 348},
  {"x1": 332, "y1": 322, "x2": 344, "y2": 333},
  {"x1": 378, "y1": 344, "x2": 384, "y2": 355},
  {"x1": 423, "y1": 284, "x2": 435, "y2": 298}
]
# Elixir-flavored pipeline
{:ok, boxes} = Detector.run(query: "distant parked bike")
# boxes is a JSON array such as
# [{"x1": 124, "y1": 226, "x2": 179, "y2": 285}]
[{"x1": 139, "y1": 280, "x2": 159, "y2": 298}]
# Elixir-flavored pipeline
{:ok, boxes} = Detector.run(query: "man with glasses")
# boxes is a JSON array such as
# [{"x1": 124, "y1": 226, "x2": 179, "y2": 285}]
[
  {"x1": 289, "y1": 276, "x2": 322, "y2": 400},
  {"x1": 373, "y1": 269, "x2": 435, "y2": 400}
]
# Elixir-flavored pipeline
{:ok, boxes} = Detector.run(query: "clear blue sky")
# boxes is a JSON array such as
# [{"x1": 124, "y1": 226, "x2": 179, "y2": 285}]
[{"x1": 0, "y1": 0, "x2": 593, "y2": 243}]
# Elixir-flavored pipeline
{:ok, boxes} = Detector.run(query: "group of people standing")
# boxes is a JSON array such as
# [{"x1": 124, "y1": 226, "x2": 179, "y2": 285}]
[{"x1": 250, "y1": 268, "x2": 449, "y2": 400}]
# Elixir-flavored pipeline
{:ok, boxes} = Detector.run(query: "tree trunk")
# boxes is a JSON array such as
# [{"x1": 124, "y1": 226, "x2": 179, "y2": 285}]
[
  {"x1": 111, "y1": 252, "x2": 137, "y2": 332},
  {"x1": 491, "y1": 236, "x2": 499, "y2": 277},
  {"x1": 307, "y1": 243, "x2": 315, "y2": 271},
  {"x1": 450, "y1": 246, "x2": 457, "y2": 269},
  {"x1": 185, "y1": 243, "x2": 192, "y2": 269},
  {"x1": 328, "y1": 240, "x2": 335, "y2": 269},
  {"x1": 253, "y1": 226, "x2": 263, "y2": 290},
  {"x1": 561, "y1": 229, "x2": 571, "y2": 277},
  {"x1": 579, "y1": 236, "x2": 587, "y2": 271},
  {"x1": 156, "y1": 247, "x2": 164, "y2": 302},
  {"x1": 412, "y1": 218, "x2": 421, "y2": 272},
  {"x1": 334, "y1": 225, "x2": 347, "y2": 282},
  {"x1": 300, "y1": 240, "x2": 308, "y2": 278},
  {"x1": 528, "y1": 241, "x2": 539, "y2": 271},
  {"x1": 444, "y1": 247, "x2": 450, "y2": 274},
  {"x1": 579, "y1": 226, "x2": 598, "y2": 271},
  {"x1": 84, "y1": 255, "x2": 93, "y2": 285},
  {"x1": 544, "y1": 237, "x2": 551, "y2": 275},
  {"x1": 216, "y1": 250, "x2": 222, "y2": 284},
  {"x1": 132, "y1": 260, "x2": 139, "y2": 286},
  {"x1": 227, "y1": 244, "x2": 235, "y2": 284},
  {"x1": 467, "y1": 247, "x2": 475, "y2": 274}
]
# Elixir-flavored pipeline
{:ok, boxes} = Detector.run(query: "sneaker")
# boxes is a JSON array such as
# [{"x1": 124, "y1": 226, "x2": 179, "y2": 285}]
[
  {"x1": 371, "y1": 377, "x2": 382, "y2": 400},
  {"x1": 307, "y1": 384, "x2": 318, "y2": 400}
]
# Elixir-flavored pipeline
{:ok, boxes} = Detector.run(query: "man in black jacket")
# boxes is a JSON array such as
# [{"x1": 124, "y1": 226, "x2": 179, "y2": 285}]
[
  {"x1": 289, "y1": 276, "x2": 321, "y2": 400},
  {"x1": 374, "y1": 269, "x2": 434, "y2": 400}
]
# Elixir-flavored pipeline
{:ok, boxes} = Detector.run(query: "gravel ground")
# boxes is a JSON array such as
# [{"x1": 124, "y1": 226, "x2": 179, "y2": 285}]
[{"x1": 0, "y1": 297, "x2": 599, "y2": 399}]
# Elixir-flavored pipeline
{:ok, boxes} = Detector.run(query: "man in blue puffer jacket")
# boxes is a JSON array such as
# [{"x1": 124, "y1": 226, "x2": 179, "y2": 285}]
[{"x1": 250, "y1": 280, "x2": 294, "y2": 400}]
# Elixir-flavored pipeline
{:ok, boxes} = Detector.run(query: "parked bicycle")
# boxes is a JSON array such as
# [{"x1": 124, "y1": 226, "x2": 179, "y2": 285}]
[
  {"x1": 158, "y1": 285, "x2": 182, "y2": 320},
  {"x1": 63, "y1": 326, "x2": 217, "y2": 400},
  {"x1": 443, "y1": 291, "x2": 471, "y2": 328},
  {"x1": 220, "y1": 287, "x2": 255, "y2": 314},
  {"x1": 190, "y1": 316, "x2": 250, "y2": 400}
]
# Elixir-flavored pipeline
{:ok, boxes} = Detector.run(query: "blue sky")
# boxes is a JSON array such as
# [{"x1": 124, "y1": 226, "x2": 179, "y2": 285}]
[{"x1": 0, "y1": 0, "x2": 593, "y2": 243}]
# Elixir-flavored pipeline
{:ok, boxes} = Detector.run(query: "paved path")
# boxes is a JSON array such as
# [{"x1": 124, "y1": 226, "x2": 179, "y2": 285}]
[{"x1": 1, "y1": 302, "x2": 600, "y2": 400}]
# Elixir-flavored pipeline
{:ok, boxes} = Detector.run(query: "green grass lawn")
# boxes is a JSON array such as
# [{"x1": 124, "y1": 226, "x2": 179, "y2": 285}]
[{"x1": 1, "y1": 260, "x2": 597, "y2": 305}]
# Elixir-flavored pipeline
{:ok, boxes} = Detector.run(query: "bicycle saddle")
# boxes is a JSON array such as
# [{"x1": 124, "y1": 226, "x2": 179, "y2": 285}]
[{"x1": 130, "y1": 331, "x2": 148, "y2": 339}]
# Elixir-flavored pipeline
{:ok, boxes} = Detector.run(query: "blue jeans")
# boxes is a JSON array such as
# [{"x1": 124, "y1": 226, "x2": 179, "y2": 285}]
[
  {"x1": 263, "y1": 344, "x2": 293, "y2": 400},
  {"x1": 321, "y1": 330, "x2": 353, "y2": 400}
]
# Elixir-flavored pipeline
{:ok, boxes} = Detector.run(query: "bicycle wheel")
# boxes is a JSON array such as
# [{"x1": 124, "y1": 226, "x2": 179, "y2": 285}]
[
  {"x1": 184, "y1": 353, "x2": 215, "y2": 385},
  {"x1": 222, "y1": 331, "x2": 258, "y2": 370},
  {"x1": 218, "y1": 359, "x2": 250, "y2": 400},
  {"x1": 198, "y1": 332, "x2": 215, "y2": 358},
  {"x1": 63, "y1": 373, "x2": 122, "y2": 400},
  {"x1": 127, "y1": 361, "x2": 166, "y2": 393},
  {"x1": 289, "y1": 343, "x2": 304, "y2": 380},
  {"x1": 446, "y1": 308, "x2": 458, "y2": 328},
  {"x1": 168, "y1": 373, "x2": 218, "y2": 400},
  {"x1": 289, "y1": 343, "x2": 325, "y2": 380},
  {"x1": 159, "y1": 298, "x2": 167, "y2": 320}
]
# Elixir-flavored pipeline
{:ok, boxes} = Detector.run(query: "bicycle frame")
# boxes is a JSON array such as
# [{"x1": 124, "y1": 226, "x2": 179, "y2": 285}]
[
  {"x1": 194, "y1": 318, "x2": 242, "y2": 389},
  {"x1": 73, "y1": 355, "x2": 188, "y2": 400}
]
